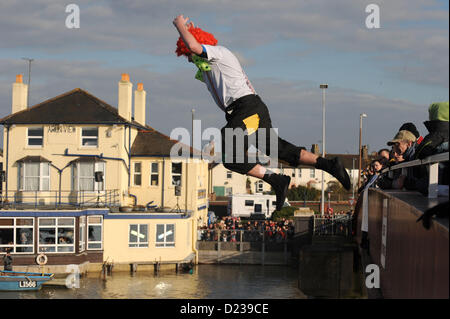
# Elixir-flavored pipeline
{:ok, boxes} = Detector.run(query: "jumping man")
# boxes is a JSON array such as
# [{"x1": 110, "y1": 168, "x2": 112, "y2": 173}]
[{"x1": 173, "y1": 15, "x2": 351, "y2": 211}]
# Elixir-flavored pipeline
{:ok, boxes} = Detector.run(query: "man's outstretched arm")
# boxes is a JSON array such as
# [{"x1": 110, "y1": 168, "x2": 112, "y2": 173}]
[{"x1": 173, "y1": 14, "x2": 203, "y2": 55}]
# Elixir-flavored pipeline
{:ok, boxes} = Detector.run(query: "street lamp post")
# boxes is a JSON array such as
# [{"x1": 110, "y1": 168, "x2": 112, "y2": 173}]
[
  {"x1": 358, "y1": 113, "x2": 367, "y2": 189},
  {"x1": 320, "y1": 84, "x2": 328, "y2": 216}
]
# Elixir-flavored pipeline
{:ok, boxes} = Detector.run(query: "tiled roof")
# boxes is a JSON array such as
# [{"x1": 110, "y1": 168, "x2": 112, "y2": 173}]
[
  {"x1": 0, "y1": 88, "x2": 144, "y2": 128},
  {"x1": 131, "y1": 128, "x2": 202, "y2": 158}
]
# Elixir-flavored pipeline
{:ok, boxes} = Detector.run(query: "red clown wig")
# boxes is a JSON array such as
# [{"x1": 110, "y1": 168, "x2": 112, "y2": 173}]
[{"x1": 176, "y1": 27, "x2": 218, "y2": 57}]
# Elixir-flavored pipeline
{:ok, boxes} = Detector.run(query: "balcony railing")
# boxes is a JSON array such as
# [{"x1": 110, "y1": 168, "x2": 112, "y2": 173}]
[{"x1": 0, "y1": 189, "x2": 120, "y2": 210}]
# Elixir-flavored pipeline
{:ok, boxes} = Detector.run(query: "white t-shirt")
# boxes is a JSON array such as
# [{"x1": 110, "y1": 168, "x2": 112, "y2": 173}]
[{"x1": 202, "y1": 45, "x2": 256, "y2": 112}]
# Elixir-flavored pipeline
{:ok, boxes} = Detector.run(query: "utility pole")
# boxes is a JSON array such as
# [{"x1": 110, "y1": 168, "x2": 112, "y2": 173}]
[{"x1": 320, "y1": 84, "x2": 328, "y2": 216}]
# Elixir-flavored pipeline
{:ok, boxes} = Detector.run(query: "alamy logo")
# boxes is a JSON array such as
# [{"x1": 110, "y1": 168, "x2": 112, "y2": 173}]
[
  {"x1": 365, "y1": 4, "x2": 380, "y2": 29},
  {"x1": 65, "y1": 4, "x2": 80, "y2": 29},
  {"x1": 365, "y1": 264, "x2": 380, "y2": 289},
  {"x1": 65, "y1": 264, "x2": 81, "y2": 288},
  {"x1": 169, "y1": 120, "x2": 279, "y2": 168}
]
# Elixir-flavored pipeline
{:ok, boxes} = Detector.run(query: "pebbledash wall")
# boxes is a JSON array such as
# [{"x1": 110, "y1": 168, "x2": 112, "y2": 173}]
[{"x1": 0, "y1": 74, "x2": 208, "y2": 271}]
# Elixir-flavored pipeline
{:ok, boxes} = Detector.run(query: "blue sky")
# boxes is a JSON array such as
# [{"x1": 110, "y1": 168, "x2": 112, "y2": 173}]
[{"x1": 0, "y1": 0, "x2": 448, "y2": 154}]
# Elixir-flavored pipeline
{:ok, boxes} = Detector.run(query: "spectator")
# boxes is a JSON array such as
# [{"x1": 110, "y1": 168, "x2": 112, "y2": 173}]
[
  {"x1": 415, "y1": 102, "x2": 449, "y2": 159},
  {"x1": 387, "y1": 130, "x2": 417, "y2": 162},
  {"x1": 378, "y1": 148, "x2": 391, "y2": 161},
  {"x1": 3, "y1": 249, "x2": 13, "y2": 271},
  {"x1": 398, "y1": 122, "x2": 423, "y2": 145}
]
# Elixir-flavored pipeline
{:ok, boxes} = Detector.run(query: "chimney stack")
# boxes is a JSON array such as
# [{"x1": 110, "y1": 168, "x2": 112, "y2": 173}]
[
  {"x1": 311, "y1": 144, "x2": 320, "y2": 155},
  {"x1": 134, "y1": 82, "x2": 146, "y2": 126},
  {"x1": 12, "y1": 74, "x2": 28, "y2": 114},
  {"x1": 118, "y1": 73, "x2": 132, "y2": 121}
]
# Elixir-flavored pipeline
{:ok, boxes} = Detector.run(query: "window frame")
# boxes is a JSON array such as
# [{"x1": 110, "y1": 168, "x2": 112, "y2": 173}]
[
  {"x1": 87, "y1": 215, "x2": 103, "y2": 250},
  {"x1": 27, "y1": 127, "x2": 44, "y2": 147},
  {"x1": 80, "y1": 127, "x2": 99, "y2": 148},
  {"x1": 133, "y1": 162, "x2": 142, "y2": 186},
  {"x1": 150, "y1": 162, "x2": 159, "y2": 186},
  {"x1": 310, "y1": 169, "x2": 315, "y2": 178},
  {"x1": 155, "y1": 224, "x2": 175, "y2": 248},
  {"x1": 0, "y1": 218, "x2": 34, "y2": 254},
  {"x1": 171, "y1": 162, "x2": 182, "y2": 186},
  {"x1": 256, "y1": 181, "x2": 264, "y2": 193},
  {"x1": 72, "y1": 161, "x2": 105, "y2": 192},
  {"x1": 38, "y1": 217, "x2": 75, "y2": 254},
  {"x1": 79, "y1": 216, "x2": 86, "y2": 252},
  {"x1": 129, "y1": 224, "x2": 149, "y2": 248},
  {"x1": 19, "y1": 161, "x2": 50, "y2": 191}
]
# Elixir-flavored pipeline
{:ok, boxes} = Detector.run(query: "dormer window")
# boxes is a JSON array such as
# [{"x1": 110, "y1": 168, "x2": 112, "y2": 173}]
[
  {"x1": 81, "y1": 127, "x2": 98, "y2": 147},
  {"x1": 27, "y1": 127, "x2": 43, "y2": 147}
]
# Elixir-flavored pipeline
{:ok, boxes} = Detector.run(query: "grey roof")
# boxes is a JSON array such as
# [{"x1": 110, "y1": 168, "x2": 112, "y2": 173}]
[{"x1": 0, "y1": 88, "x2": 144, "y2": 128}]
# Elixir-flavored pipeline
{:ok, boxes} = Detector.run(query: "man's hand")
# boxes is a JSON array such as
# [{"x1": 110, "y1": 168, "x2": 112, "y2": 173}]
[
  {"x1": 173, "y1": 14, "x2": 203, "y2": 55},
  {"x1": 173, "y1": 15, "x2": 193, "y2": 29}
]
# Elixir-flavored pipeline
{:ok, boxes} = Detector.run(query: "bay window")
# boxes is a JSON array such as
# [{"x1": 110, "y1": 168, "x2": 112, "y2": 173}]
[
  {"x1": 72, "y1": 160, "x2": 105, "y2": 191},
  {"x1": 19, "y1": 161, "x2": 50, "y2": 191}
]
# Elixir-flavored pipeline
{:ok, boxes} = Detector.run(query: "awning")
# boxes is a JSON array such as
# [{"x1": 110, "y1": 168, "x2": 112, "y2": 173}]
[{"x1": 16, "y1": 156, "x2": 51, "y2": 163}]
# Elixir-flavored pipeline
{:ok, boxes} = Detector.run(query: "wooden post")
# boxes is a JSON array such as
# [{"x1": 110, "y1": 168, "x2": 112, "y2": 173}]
[
  {"x1": 261, "y1": 230, "x2": 265, "y2": 266},
  {"x1": 217, "y1": 229, "x2": 221, "y2": 264}
]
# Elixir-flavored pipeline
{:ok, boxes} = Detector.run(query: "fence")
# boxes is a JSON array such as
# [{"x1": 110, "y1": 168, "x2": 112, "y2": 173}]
[
  {"x1": 312, "y1": 214, "x2": 353, "y2": 237},
  {"x1": 0, "y1": 189, "x2": 120, "y2": 209}
]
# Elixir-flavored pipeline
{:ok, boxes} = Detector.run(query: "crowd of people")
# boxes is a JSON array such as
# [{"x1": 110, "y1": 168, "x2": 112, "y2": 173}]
[
  {"x1": 359, "y1": 102, "x2": 449, "y2": 196},
  {"x1": 198, "y1": 216, "x2": 295, "y2": 243}
]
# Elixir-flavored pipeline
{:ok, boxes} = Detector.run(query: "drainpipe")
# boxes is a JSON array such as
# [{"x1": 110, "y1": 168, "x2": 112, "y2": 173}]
[
  {"x1": 192, "y1": 214, "x2": 198, "y2": 264},
  {"x1": 5, "y1": 125, "x2": 10, "y2": 198},
  {"x1": 161, "y1": 157, "x2": 165, "y2": 209},
  {"x1": 128, "y1": 126, "x2": 131, "y2": 188}
]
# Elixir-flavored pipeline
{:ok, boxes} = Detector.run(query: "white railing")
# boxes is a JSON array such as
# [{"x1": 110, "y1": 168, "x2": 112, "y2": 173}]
[{"x1": 380, "y1": 152, "x2": 449, "y2": 199}]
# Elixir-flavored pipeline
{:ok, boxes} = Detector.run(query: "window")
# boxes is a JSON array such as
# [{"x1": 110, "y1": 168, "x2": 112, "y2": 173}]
[
  {"x1": 298, "y1": 169, "x2": 302, "y2": 178},
  {"x1": 171, "y1": 162, "x2": 182, "y2": 186},
  {"x1": 292, "y1": 170, "x2": 296, "y2": 177},
  {"x1": 81, "y1": 127, "x2": 98, "y2": 147},
  {"x1": 38, "y1": 217, "x2": 75, "y2": 253},
  {"x1": 310, "y1": 169, "x2": 315, "y2": 178},
  {"x1": 0, "y1": 218, "x2": 34, "y2": 254},
  {"x1": 156, "y1": 224, "x2": 175, "y2": 247},
  {"x1": 226, "y1": 171, "x2": 232, "y2": 179},
  {"x1": 245, "y1": 200, "x2": 254, "y2": 206},
  {"x1": 27, "y1": 127, "x2": 43, "y2": 146},
  {"x1": 87, "y1": 216, "x2": 103, "y2": 250},
  {"x1": 256, "y1": 181, "x2": 264, "y2": 193},
  {"x1": 72, "y1": 161, "x2": 105, "y2": 191},
  {"x1": 19, "y1": 162, "x2": 50, "y2": 191},
  {"x1": 254, "y1": 204, "x2": 262, "y2": 213},
  {"x1": 133, "y1": 162, "x2": 142, "y2": 186},
  {"x1": 79, "y1": 216, "x2": 86, "y2": 252},
  {"x1": 129, "y1": 224, "x2": 148, "y2": 248},
  {"x1": 150, "y1": 162, "x2": 159, "y2": 186},
  {"x1": 225, "y1": 187, "x2": 233, "y2": 196}
]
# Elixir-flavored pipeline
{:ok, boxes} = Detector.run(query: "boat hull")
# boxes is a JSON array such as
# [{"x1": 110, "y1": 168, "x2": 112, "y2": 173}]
[{"x1": 0, "y1": 271, "x2": 54, "y2": 291}]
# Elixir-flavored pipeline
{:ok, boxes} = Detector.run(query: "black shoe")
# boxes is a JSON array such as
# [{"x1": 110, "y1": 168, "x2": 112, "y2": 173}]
[
  {"x1": 326, "y1": 157, "x2": 351, "y2": 190},
  {"x1": 271, "y1": 174, "x2": 291, "y2": 211}
]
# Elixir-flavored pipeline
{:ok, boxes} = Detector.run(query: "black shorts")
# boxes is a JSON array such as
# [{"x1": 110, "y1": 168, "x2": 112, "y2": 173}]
[{"x1": 220, "y1": 94, "x2": 305, "y2": 174}]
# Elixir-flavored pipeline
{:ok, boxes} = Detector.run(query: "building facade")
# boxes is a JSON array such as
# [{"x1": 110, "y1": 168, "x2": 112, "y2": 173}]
[{"x1": 0, "y1": 74, "x2": 208, "y2": 270}]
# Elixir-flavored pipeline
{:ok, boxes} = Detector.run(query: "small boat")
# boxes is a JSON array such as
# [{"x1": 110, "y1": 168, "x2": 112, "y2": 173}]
[{"x1": 0, "y1": 270, "x2": 54, "y2": 291}]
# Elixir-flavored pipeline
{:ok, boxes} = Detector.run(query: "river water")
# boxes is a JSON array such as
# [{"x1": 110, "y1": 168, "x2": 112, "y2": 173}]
[{"x1": 0, "y1": 265, "x2": 306, "y2": 299}]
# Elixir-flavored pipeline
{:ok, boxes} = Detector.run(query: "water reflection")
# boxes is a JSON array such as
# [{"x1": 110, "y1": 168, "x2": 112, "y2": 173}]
[{"x1": 0, "y1": 265, "x2": 305, "y2": 299}]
